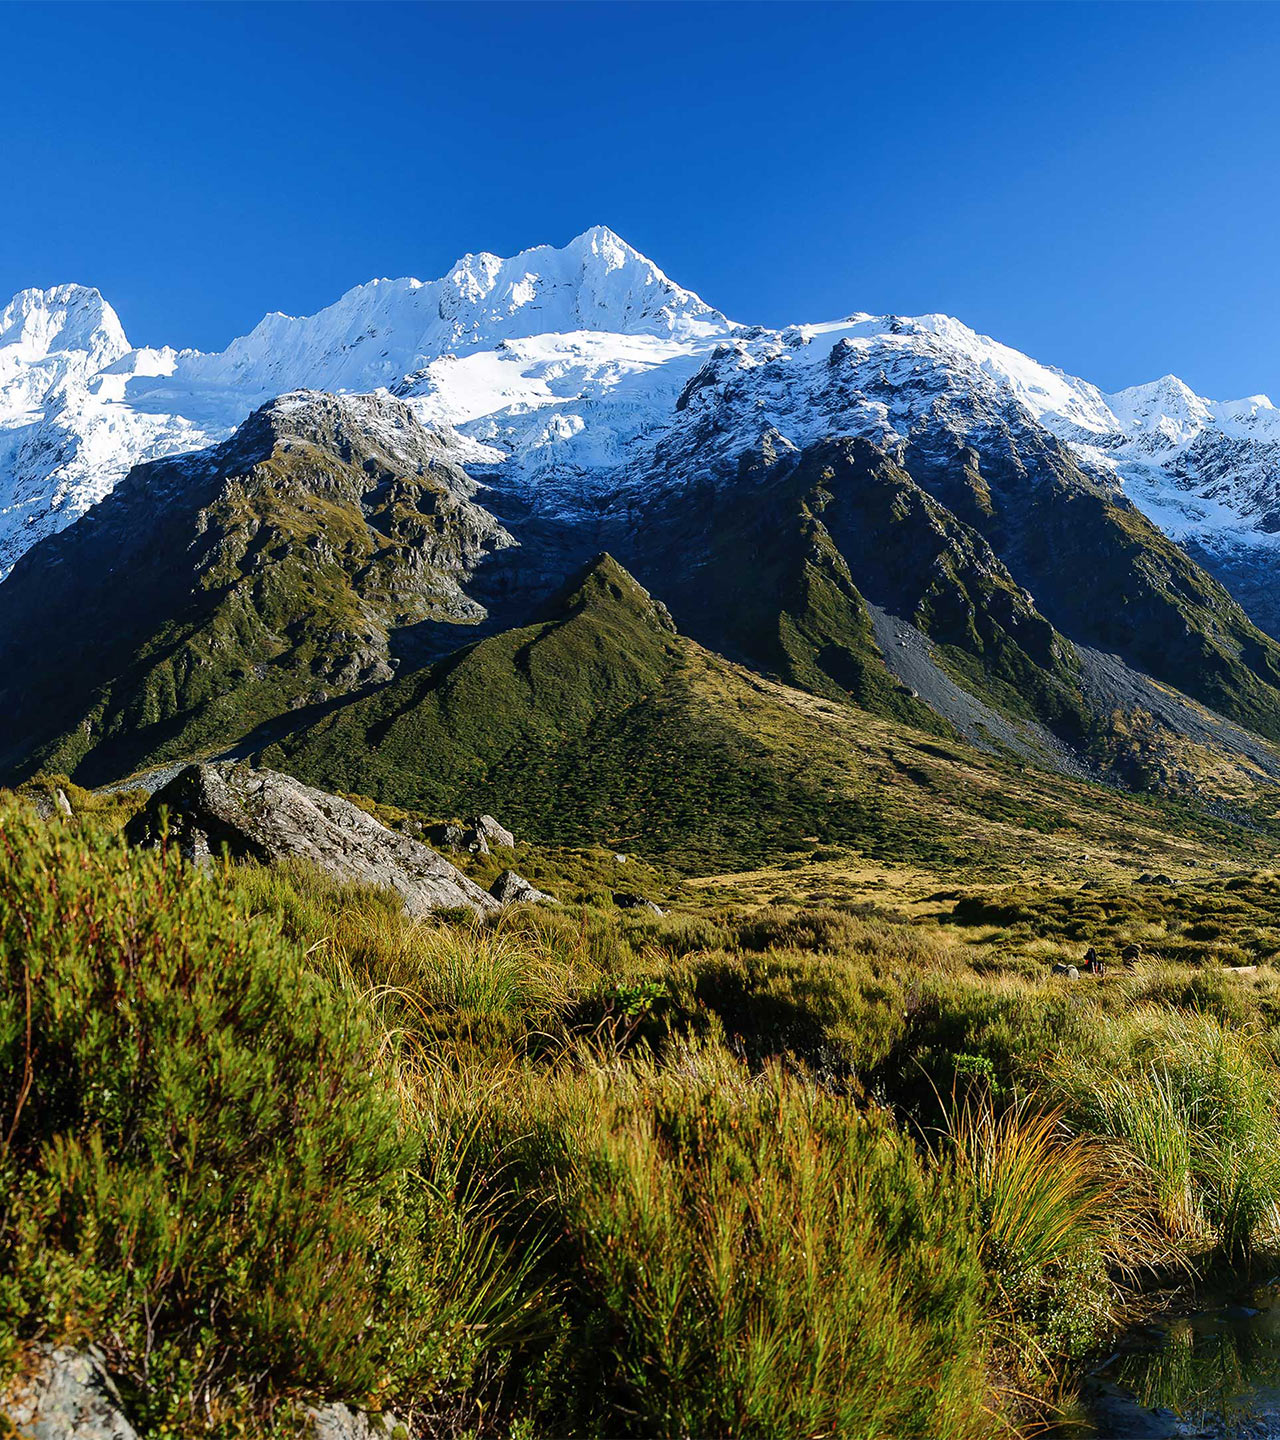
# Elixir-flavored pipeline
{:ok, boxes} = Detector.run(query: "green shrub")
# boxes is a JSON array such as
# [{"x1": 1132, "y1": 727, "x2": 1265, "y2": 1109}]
[{"x1": 0, "y1": 809, "x2": 536, "y2": 1428}]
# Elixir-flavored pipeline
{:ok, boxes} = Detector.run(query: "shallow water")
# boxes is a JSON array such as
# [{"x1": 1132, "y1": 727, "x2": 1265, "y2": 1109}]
[{"x1": 1086, "y1": 1283, "x2": 1280, "y2": 1437}]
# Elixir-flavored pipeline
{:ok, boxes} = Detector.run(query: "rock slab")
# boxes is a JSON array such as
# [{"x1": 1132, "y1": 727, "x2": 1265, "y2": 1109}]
[{"x1": 126, "y1": 762, "x2": 496, "y2": 916}]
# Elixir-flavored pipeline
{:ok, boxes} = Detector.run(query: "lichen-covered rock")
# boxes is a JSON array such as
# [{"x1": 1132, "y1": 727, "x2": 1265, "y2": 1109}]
[
  {"x1": 308, "y1": 1401, "x2": 407, "y2": 1439},
  {"x1": 0, "y1": 1345, "x2": 137, "y2": 1439},
  {"x1": 490, "y1": 869, "x2": 557, "y2": 906},
  {"x1": 125, "y1": 762, "x2": 496, "y2": 916}
]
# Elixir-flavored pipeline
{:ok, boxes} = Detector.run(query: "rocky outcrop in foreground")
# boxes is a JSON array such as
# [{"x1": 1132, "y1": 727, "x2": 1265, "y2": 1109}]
[
  {"x1": 0, "y1": 1345, "x2": 404, "y2": 1439},
  {"x1": 1, "y1": 1345, "x2": 137, "y2": 1439},
  {"x1": 125, "y1": 762, "x2": 495, "y2": 916}
]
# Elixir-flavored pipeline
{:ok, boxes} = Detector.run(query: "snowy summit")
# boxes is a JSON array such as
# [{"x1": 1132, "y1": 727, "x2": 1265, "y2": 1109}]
[{"x1": 1, "y1": 225, "x2": 1277, "y2": 592}]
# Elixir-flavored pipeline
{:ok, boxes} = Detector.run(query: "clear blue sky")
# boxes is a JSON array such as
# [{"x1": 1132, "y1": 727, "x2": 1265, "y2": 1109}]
[{"x1": 2, "y1": 1, "x2": 1277, "y2": 399}]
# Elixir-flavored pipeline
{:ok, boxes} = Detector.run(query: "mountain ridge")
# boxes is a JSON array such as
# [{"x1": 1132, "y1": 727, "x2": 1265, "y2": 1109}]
[{"x1": 3, "y1": 228, "x2": 1277, "y2": 623}]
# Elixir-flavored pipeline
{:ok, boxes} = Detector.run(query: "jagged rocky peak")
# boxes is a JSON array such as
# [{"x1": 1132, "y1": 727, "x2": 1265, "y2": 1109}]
[{"x1": 230, "y1": 388, "x2": 473, "y2": 477}]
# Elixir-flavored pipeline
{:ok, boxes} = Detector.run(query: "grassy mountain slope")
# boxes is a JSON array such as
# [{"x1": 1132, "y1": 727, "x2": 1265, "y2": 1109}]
[
  {"x1": 903, "y1": 424, "x2": 1280, "y2": 743},
  {"x1": 651, "y1": 438, "x2": 1091, "y2": 739},
  {"x1": 262, "y1": 553, "x2": 1266, "y2": 874},
  {"x1": 4, "y1": 397, "x2": 1280, "y2": 853},
  {"x1": 0, "y1": 392, "x2": 509, "y2": 785}
]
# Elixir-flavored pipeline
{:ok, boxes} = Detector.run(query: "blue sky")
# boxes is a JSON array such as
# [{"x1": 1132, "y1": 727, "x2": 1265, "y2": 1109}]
[{"x1": 2, "y1": 1, "x2": 1277, "y2": 399}]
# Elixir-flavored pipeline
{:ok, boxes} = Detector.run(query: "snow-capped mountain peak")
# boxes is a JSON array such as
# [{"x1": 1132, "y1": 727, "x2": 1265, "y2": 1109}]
[
  {"x1": 0, "y1": 286, "x2": 206, "y2": 572},
  {"x1": 0, "y1": 284, "x2": 128, "y2": 372},
  {"x1": 142, "y1": 226, "x2": 731, "y2": 417},
  {"x1": 1, "y1": 230, "x2": 1278, "y2": 632},
  {"x1": 0, "y1": 230, "x2": 736, "y2": 572},
  {"x1": 1104, "y1": 374, "x2": 1216, "y2": 452}
]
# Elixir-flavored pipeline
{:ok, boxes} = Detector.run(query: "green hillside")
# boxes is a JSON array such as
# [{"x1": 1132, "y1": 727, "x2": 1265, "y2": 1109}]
[{"x1": 263, "y1": 554, "x2": 1269, "y2": 875}]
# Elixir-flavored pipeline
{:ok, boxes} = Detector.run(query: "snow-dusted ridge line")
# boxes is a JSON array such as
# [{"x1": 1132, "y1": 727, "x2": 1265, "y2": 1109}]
[{"x1": 1, "y1": 224, "x2": 1277, "y2": 582}]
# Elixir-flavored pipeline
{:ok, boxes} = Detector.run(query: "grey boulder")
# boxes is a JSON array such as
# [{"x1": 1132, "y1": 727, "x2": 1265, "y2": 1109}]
[
  {"x1": 0, "y1": 1345, "x2": 137, "y2": 1439},
  {"x1": 125, "y1": 762, "x2": 496, "y2": 916},
  {"x1": 491, "y1": 869, "x2": 557, "y2": 906},
  {"x1": 471, "y1": 813, "x2": 515, "y2": 849},
  {"x1": 309, "y1": 1402, "x2": 407, "y2": 1439},
  {"x1": 426, "y1": 814, "x2": 514, "y2": 855}
]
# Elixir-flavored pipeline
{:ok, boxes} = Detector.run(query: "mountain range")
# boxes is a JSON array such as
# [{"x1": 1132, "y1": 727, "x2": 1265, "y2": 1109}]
[
  {"x1": 4, "y1": 227, "x2": 1279, "y2": 597},
  {"x1": 3, "y1": 226, "x2": 1280, "y2": 853}
]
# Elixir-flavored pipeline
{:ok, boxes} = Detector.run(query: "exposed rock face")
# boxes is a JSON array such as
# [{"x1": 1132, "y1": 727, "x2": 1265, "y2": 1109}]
[
  {"x1": 490, "y1": 869, "x2": 557, "y2": 906},
  {"x1": 125, "y1": 762, "x2": 496, "y2": 916},
  {"x1": 425, "y1": 821, "x2": 468, "y2": 851},
  {"x1": 471, "y1": 814, "x2": 515, "y2": 849},
  {"x1": 426, "y1": 814, "x2": 515, "y2": 855},
  {"x1": 0, "y1": 1345, "x2": 137, "y2": 1439}
]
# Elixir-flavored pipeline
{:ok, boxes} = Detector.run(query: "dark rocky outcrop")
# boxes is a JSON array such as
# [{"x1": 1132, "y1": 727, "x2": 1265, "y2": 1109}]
[
  {"x1": 613, "y1": 891, "x2": 665, "y2": 917},
  {"x1": 126, "y1": 762, "x2": 495, "y2": 916},
  {"x1": 426, "y1": 813, "x2": 515, "y2": 855}
]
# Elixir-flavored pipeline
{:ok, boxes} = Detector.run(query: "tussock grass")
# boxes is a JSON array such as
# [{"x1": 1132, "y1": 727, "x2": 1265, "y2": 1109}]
[
  {"x1": 14, "y1": 806, "x2": 1280, "y2": 1434},
  {"x1": 1052, "y1": 1011, "x2": 1280, "y2": 1260},
  {"x1": 947, "y1": 1099, "x2": 1119, "y2": 1289},
  {"x1": 439, "y1": 1044, "x2": 998, "y2": 1439}
]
